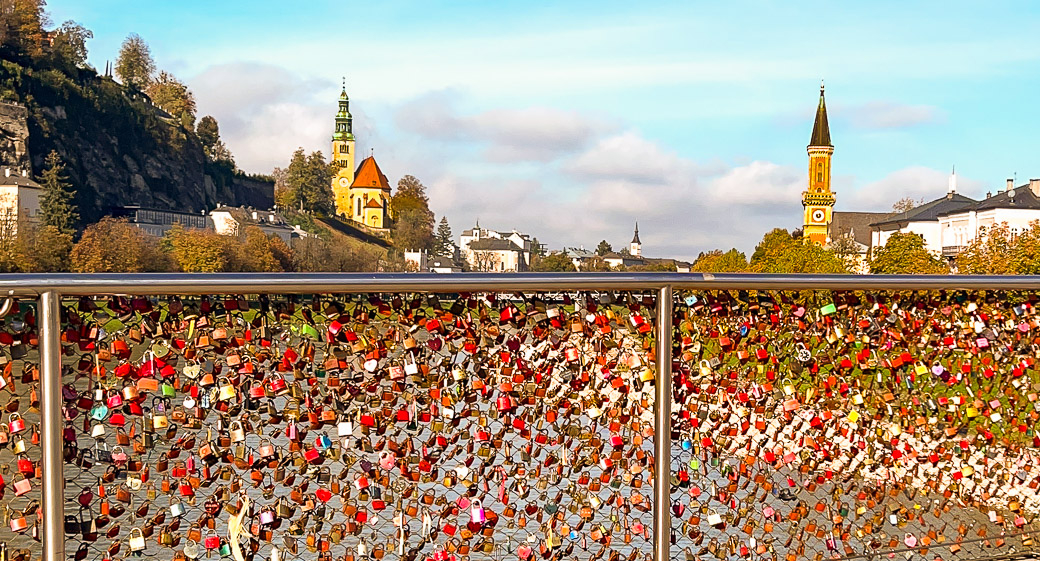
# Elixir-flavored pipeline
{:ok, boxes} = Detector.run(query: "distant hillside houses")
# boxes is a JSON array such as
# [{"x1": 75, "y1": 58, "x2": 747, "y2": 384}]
[{"x1": 112, "y1": 203, "x2": 309, "y2": 244}]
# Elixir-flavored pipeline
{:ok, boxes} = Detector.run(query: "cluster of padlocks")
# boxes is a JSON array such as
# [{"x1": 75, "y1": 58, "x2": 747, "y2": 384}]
[
  {"x1": 0, "y1": 290, "x2": 1038, "y2": 561},
  {"x1": 670, "y1": 290, "x2": 1040, "y2": 560}
]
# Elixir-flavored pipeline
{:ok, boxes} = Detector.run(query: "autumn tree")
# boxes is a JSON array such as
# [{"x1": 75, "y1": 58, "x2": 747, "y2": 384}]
[
  {"x1": 1011, "y1": 221, "x2": 1040, "y2": 274},
  {"x1": 71, "y1": 218, "x2": 171, "y2": 272},
  {"x1": 955, "y1": 223, "x2": 1015, "y2": 275},
  {"x1": 16, "y1": 224, "x2": 73, "y2": 272},
  {"x1": 0, "y1": 0, "x2": 47, "y2": 59},
  {"x1": 434, "y1": 216, "x2": 454, "y2": 257},
  {"x1": 870, "y1": 232, "x2": 948, "y2": 274},
  {"x1": 829, "y1": 235, "x2": 862, "y2": 273},
  {"x1": 115, "y1": 33, "x2": 155, "y2": 90},
  {"x1": 236, "y1": 226, "x2": 293, "y2": 272},
  {"x1": 292, "y1": 236, "x2": 383, "y2": 272},
  {"x1": 147, "y1": 71, "x2": 196, "y2": 128},
  {"x1": 748, "y1": 228, "x2": 848, "y2": 274},
  {"x1": 595, "y1": 240, "x2": 613, "y2": 256},
  {"x1": 390, "y1": 175, "x2": 435, "y2": 252},
  {"x1": 531, "y1": 252, "x2": 576, "y2": 272},
  {"x1": 891, "y1": 197, "x2": 920, "y2": 213},
  {"x1": 691, "y1": 249, "x2": 747, "y2": 272},
  {"x1": 163, "y1": 223, "x2": 230, "y2": 272},
  {"x1": 38, "y1": 150, "x2": 78, "y2": 234}
]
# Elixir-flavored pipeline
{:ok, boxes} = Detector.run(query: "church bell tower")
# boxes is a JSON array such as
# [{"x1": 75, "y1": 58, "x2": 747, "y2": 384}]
[
  {"x1": 802, "y1": 82, "x2": 835, "y2": 246},
  {"x1": 331, "y1": 80, "x2": 356, "y2": 217}
]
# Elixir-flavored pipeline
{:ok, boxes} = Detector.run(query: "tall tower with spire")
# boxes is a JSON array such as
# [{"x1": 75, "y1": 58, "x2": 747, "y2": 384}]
[
  {"x1": 801, "y1": 82, "x2": 835, "y2": 246},
  {"x1": 331, "y1": 79, "x2": 357, "y2": 217},
  {"x1": 629, "y1": 222, "x2": 642, "y2": 257}
]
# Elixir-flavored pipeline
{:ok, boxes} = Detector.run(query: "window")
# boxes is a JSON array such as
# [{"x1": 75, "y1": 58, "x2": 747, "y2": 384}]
[
  {"x1": 355, "y1": 198, "x2": 360, "y2": 216},
  {"x1": 342, "y1": 143, "x2": 349, "y2": 154},
  {"x1": 816, "y1": 162, "x2": 824, "y2": 183}
]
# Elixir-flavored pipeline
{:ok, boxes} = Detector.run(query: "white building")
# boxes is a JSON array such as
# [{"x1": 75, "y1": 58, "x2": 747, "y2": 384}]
[
  {"x1": 939, "y1": 178, "x2": 1040, "y2": 260},
  {"x1": 210, "y1": 205, "x2": 301, "y2": 244},
  {"x1": 868, "y1": 172, "x2": 976, "y2": 257},
  {"x1": 112, "y1": 206, "x2": 211, "y2": 238},
  {"x1": 0, "y1": 168, "x2": 41, "y2": 237},
  {"x1": 459, "y1": 224, "x2": 533, "y2": 272}
]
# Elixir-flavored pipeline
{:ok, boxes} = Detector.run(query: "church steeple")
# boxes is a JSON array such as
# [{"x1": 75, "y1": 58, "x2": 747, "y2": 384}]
[
  {"x1": 629, "y1": 222, "x2": 642, "y2": 257},
  {"x1": 809, "y1": 82, "x2": 831, "y2": 148},
  {"x1": 331, "y1": 78, "x2": 357, "y2": 217},
  {"x1": 801, "y1": 81, "x2": 836, "y2": 247}
]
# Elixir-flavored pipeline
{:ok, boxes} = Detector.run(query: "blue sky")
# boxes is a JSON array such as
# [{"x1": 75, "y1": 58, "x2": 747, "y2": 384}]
[{"x1": 47, "y1": 0, "x2": 1040, "y2": 259}]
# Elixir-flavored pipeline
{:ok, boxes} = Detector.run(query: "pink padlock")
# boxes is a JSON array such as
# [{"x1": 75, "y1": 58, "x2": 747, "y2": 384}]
[
  {"x1": 470, "y1": 499, "x2": 485, "y2": 524},
  {"x1": 379, "y1": 451, "x2": 396, "y2": 470},
  {"x1": 904, "y1": 534, "x2": 917, "y2": 548},
  {"x1": 260, "y1": 510, "x2": 275, "y2": 524},
  {"x1": 8, "y1": 413, "x2": 25, "y2": 434}
]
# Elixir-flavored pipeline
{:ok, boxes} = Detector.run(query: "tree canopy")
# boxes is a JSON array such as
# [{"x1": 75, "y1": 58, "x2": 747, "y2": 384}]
[
  {"x1": 748, "y1": 228, "x2": 848, "y2": 274},
  {"x1": 146, "y1": 71, "x2": 196, "y2": 128},
  {"x1": 434, "y1": 216, "x2": 454, "y2": 257},
  {"x1": 276, "y1": 148, "x2": 333, "y2": 213},
  {"x1": 691, "y1": 248, "x2": 748, "y2": 272},
  {"x1": 595, "y1": 240, "x2": 613, "y2": 256},
  {"x1": 115, "y1": 33, "x2": 154, "y2": 90},
  {"x1": 38, "y1": 150, "x2": 78, "y2": 235},
  {"x1": 955, "y1": 221, "x2": 1040, "y2": 275},
  {"x1": 51, "y1": 20, "x2": 91, "y2": 68},
  {"x1": 71, "y1": 218, "x2": 170, "y2": 272},
  {"x1": 870, "y1": 232, "x2": 948, "y2": 274},
  {"x1": 390, "y1": 175, "x2": 435, "y2": 252},
  {"x1": 531, "y1": 252, "x2": 576, "y2": 272}
]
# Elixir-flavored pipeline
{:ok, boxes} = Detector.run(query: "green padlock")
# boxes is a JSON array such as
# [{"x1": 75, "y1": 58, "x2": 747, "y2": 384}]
[
  {"x1": 161, "y1": 382, "x2": 176, "y2": 397},
  {"x1": 219, "y1": 542, "x2": 231, "y2": 557}
]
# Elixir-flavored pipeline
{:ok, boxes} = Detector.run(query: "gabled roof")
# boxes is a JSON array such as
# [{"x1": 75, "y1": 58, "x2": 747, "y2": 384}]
[
  {"x1": 364, "y1": 198, "x2": 383, "y2": 209},
  {"x1": 871, "y1": 193, "x2": 977, "y2": 227},
  {"x1": 351, "y1": 156, "x2": 391, "y2": 190},
  {"x1": 939, "y1": 184, "x2": 1040, "y2": 214},
  {"x1": 829, "y1": 211, "x2": 891, "y2": 247},
  {"x1": 468, "y1": 238, "x2": 521, "y2": 252},
  {"x1": 809, "y1": 85, "x2": 832, "y2": 148},
  {"x1": 0, "y1": 174, "x2": 40, "y2": 188}
]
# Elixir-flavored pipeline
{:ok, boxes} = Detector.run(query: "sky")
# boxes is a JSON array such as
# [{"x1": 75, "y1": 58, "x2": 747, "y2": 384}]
[{"x1": 47, "y1": 0, "x2": 1040, "y2": 261}]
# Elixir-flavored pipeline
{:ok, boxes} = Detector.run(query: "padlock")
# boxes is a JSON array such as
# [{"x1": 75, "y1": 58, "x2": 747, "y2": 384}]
[
  {"x1": 217, "y1": 377, "x2": 236, "y2": 401},
  {"x1": 8, "y1": 413, "x2": 25, "y2": 433},
  {"x1": 129, "y1": 527, "x2": 146, "y2": 551},
  {"x1": 230, "y1": 421, "x2": 246, "y2": 443}
]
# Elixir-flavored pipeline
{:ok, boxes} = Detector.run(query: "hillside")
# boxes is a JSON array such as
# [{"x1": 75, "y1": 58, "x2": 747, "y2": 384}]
[{"x1": 0, "y1": 60, "x2": 272, "y2": 225}]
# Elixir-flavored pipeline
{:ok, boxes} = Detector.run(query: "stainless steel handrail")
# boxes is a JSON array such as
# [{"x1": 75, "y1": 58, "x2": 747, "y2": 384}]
[{"x1": 22, "y1": 272, "x2": 1040, "y2": 561}]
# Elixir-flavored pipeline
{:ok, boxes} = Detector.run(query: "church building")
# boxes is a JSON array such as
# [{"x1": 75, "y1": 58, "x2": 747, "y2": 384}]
[{"x1": 330, "y1": 84, "x2": 392, "y2": 230}]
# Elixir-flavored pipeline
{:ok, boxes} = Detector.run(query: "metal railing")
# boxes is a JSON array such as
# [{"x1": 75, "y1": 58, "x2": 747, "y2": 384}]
[{"x1": 7, "y1": 272, "x2": 1040, "y2": 561}]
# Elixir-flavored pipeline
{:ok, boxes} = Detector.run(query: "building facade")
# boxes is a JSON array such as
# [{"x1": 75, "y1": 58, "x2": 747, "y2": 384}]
[
  {"x1": 938, "y1": 178, "x2": 1040, "y2": 259},
  {"x1": 459, "y1": 225, "x2": 533, "y2": 272},
  {"x1": 112, "y1": 206, "x2": 211, "y2": 238},
  {"x1": 0, "y1": 168, "x2": 40, "y2": 237},
  {"x1": 802, "y1": 84, "x2": 835, "y2": 246}
]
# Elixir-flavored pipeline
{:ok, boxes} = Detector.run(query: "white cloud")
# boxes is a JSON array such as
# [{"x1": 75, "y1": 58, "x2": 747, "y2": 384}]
[
  {"x1": 188, "y1": 62, "x2": 335, "y2": 172},
  {"x1": 842, "y1": 166, "x2": 983, "y2": 210},
  {"x1": 845, "y1": 101, "x2": 945, "y2": 130},
  {"x1": 395, "y1": 92, "x2": 613, "y2": 163}
]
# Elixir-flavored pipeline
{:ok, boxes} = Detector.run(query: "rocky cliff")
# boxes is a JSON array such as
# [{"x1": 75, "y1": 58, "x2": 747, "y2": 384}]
[{"x1": 0, "y1": 62, "x2": 272, "y2": 224}]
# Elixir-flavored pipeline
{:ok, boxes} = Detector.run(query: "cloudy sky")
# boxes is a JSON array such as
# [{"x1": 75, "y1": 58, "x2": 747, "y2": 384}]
[{"x1": 50, "y1": 0, "x2": 1040, "y2": 260}]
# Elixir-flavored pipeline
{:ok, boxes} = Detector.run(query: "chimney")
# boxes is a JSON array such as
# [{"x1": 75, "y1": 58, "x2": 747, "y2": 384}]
[
  {"x1": 4, "y1": 168, "x2": 9, "y2": 178},
  {"x1": 251, "y1": 211, "x2": 258, "y2": 220},
  {"x1": 1007, "y1": 178, "x2": 1015, "y2": 192},
  {"x1": 1031, "y1": 179, "x2": 1040, "y2": 198}
]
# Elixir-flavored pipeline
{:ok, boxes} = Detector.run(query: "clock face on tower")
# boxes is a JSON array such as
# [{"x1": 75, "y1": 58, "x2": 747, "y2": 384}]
[
  {"x1": 338, "y1": 177, "x2": 349, "y2": 187},
  {"x1": 811, "y1": 209, "x2": 826, "y2": 223}
]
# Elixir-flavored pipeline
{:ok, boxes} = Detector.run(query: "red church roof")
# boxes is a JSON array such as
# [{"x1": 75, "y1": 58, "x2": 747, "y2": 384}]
[
  {"x1": 365, "y1": 198, "x2": 384, "y2": 209},
  {"x1": 352, "y1": 156, "x2": 391, "y2": 190}
]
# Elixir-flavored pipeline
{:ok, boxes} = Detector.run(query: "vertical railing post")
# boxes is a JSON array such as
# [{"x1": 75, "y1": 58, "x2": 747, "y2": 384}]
[
  {"x1": 40, "y1": 291, "x2": 64, "y2": 561},
  {"x1": 654, "y1": 286, "x2": 673, "y2": 561}
]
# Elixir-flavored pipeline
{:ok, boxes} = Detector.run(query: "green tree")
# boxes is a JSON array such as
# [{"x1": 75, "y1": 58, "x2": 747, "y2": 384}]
[
  {"x1": 870, "y1": 232, "x2": 948, "y2": 274},
  {"x1": 829, "y1": 235, "x2": 862, "y2": 272},
  {"x1": 71, "y1": 218, "x2": 171, "y2": 272},
  {"x1": 956, "y1": 223, "x2": 1015, "y2": 275},
  {"x1": 196, "y1": 116, "x2": 234, "y2": 164},
  {"x1": 434, "y1": 216, "x2": 454, "y2": 257},
  {"x1": 748, "y1": 228, "x2": 848, "y2": 274},
  {"x1": 38, "y1": 150, "x2": 78, "y2": 235},
  {"x1": 146, "y1": 71, "x2": 196, "y2": 128},
  {"x1": 50, "y1": 20, "x2": 91, "y2": 68},
  {"x1": 115, "y1": 32, "x2": 155, "y2": 90},
  {"x1": 595, "y1": 240, "x2": 612, "y2": 256},
  {"x1": 531, "y1": 252, "x2": 576, "y2": 272},
  {"x1": 691, "y1": 248, "x2": 748, "y2": 272},
  {"x1": 278, "y1": 148, "x2": 333, "y2": 213},
  {"x1": 390, "y1": 175, "x2": 435, "y2": 252}
]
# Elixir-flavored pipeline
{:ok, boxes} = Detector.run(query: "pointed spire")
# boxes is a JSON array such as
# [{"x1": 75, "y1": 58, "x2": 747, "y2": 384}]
[
  {"x1": 631, "y1": 222, "x2": 641, "y2": 244},
  {"x1": 809, "y1": 81, "x2": 832, "y2": 148}
]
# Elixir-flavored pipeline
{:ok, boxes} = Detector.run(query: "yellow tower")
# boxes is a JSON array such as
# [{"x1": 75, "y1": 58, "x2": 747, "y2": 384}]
[
  {"x1": 331, "y1": 81, "x2": 356, "y2": 217},
  {"x1": 802, "y1": 83, "x2": 835, "y2": 246}
]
